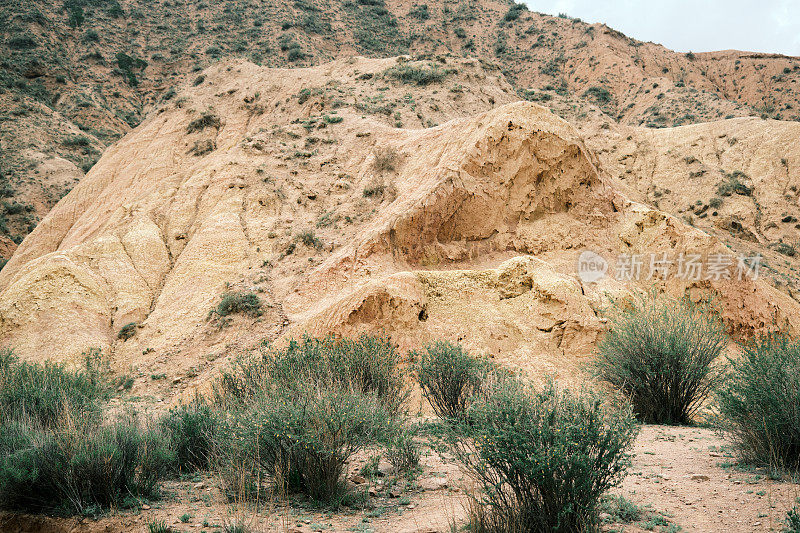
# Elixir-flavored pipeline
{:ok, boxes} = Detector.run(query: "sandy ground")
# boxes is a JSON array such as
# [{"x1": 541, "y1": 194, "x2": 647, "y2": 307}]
[{"x1": 2, "y1": 425, "x2": 798, "y2": 533}]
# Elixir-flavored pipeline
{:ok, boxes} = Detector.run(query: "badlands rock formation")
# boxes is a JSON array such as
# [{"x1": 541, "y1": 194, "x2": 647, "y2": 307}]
[{"x1": 0, "y1": 57, "x2": 797, "y2": 394}]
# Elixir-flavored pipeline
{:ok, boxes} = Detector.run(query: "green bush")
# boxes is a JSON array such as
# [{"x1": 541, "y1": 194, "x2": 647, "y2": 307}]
[
  {"x1": 220, "y1": 335, "x2": 408, "y2": 414},
  {"x1": 187, "y1": 112, "x2": 221, "y2": 134},
  {"x1": 215, "y1": 335, "x2": 410, "y2": 503},
  {"x1": 117, "y1": 321, "x2": 137, "y2": 340},
  {"x1": 716, "y1": 335, "x2": 800, "y2": 470},
  {"x1": 297, "y1": 229, "x2": 323, "y2": 249},
  {"x1": 449, "y1": 380, "x2": 638, "y2": 533},
  {"x1": 213, "y1": 291, "x2": 262, "y2": 318},
  {"x1": 785, "y1": 501, "x2": 800, "y2": 532},
  {"x1": 0, "y1": 414, "x2": 171, "y2": 514},
  {"x1": 412, "y1": 340, "x2": 491, "y2": 420},
  {"x1": 385, "y1": 422, "x2": 421, "y2": 474},
  {"x1": 383, "y1": 62, "x2": 453, "y2": 86},
  {"x1": 593, "y1": 295, "x2": 727, "y2": 424},
  {"x1": 160, "y1": 400, "x2": 216, "y2": 472},
  {"x1": 216, "y1": 384, "x2": 392, "y2": 503},
  {"x1": 0, "y1": 349, "x2": 103, "y2": 428}
]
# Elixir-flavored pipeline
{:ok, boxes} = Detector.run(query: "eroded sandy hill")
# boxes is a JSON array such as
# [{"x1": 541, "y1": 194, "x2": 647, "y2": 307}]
[
  {"x1": 3, "y1": 0, "x2": 800, "y2": 257},
  {"x1": 0, "y1": 57, "x2": 797, "y2": 398}
]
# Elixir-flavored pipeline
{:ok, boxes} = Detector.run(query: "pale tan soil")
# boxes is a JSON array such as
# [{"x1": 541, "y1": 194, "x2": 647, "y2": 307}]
[{"x1": 2, "y1": 425, "x2": 797, "y2": 533}]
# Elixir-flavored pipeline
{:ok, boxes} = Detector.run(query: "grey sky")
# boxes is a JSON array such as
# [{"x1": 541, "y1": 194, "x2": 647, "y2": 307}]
[{"x1": 523, "y1": 0, "x2": 800, "y2": 56}]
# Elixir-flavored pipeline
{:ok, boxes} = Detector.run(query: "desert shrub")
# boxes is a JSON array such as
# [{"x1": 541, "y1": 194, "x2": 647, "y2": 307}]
[
  {"x1": 187, "y1": 112, "x2": 221, "y2": 133},
  {"x1": 584, "y1": 85, "x2": 613, "y2": 105},
  {"x1": 189, "y1": 139, "x2": 215, "y2": 156},
  {"x1": 117, "y1": 321, "x2": 137, "y2": 340},
  {"x1": 774, "y1": 242, "x2": 797, "y2": 257},
  {"x1": 385, "y1": 422, "x2": 421, "y2": 473},
  {"x1": 716, "y1": 335, "x2": 800, "y2": 470},
  {"x1": 0, "y1": 414, "x2": 171, "y2": 514},
  {"x1": 412, "y1": 340, "x2": 491, "y2": 420},
  {"x1": 115, "y1": 52, "x2": 147, "y2": 86},
  {"x1": 716, "y1": 171, "x2": 752, "y2": 197},
  {"x1": 450, "y1": 380, "x2": 638, "y2": 533},
  {"x1": 503, "y1": 2, "x2": 526, "y2": 22},
  {"x1": 372, "y1": 146, "x2": 398, "y2": 172},
  {"x1": 383, "y1": 62, "x2": 453, "y2": 86},
  {"x1": 221, "y1": 335, "x2": 408, "y2": 414},
  {"x1": 593, "y1": 294, "x2": 727, "y2": 424},
  {"x1": 786, "y1": 502, "x2": 800, "y2": 533},
  {"x1": 213, "y1": 291, "x2": 262, "y2": 318},
  {"x1": 215, "y1": 383, "x2": 392, "y2": 503},
  {"x1": 160, "y1": 400, "x2": 216, "y2": 472},
  {"x1": 62, "y1": 135, "x2": 91, "y2": 147},
  {"x1": 214, "y1": 335, "x2": 411, "y2": 503},
  {"x1": 363, "y1": 180, "x2": 387, "y2": 198},
  {"x1": 297, "y1": 229, "x2": 323, "y2": 249},
  {"x1": 0, "y1": 350, "x2": 102, "y2": 428},
  {"x1": 408, "y1": 4, "x2": 430, "y2": 20}
]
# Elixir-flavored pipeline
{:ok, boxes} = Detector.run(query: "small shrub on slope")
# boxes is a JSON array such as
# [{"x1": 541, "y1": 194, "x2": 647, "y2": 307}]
[
  {"x1": 593, "y1": 294, "x2": 727, "y2": 424},
  {"x1": 383, "y1": 62, "x2": 454, "y2": 86},
  {"x1": 213, "y1": 291, "x2": 262, "y2": 318}
]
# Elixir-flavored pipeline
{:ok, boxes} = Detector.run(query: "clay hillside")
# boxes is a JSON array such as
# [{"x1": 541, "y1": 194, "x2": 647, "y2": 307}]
[
  {"x1": 0, "y1": 55, "x2": 797, "y2": 393},
  {"x1": 2, "y1": 0, "x2": 800, "y2": 260},
  {"x1": 3, "y1": 2, "x2": 800, "y2": 533}
]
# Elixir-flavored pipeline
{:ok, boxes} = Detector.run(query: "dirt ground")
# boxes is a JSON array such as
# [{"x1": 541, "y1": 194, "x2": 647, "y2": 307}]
[{"x1": 2, "y1": 425, "x2": 798, "y2": 533}]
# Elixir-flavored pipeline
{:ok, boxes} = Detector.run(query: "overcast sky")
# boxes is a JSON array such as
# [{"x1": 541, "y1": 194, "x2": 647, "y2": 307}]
[{"x1": 523, "y1": 0, "x2": 800, "y2": 56}]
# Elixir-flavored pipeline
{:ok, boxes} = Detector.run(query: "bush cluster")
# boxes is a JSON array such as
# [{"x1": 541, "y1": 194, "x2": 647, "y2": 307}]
[
  {"x1": 383, "y1": 62, "x2": 454, "y2": 86},
  {"x1": 594, "y1": 291, "x2": 800, "y2": 476},
  {"x1": 215, "y1": 335, "x2": 410, "y2": 503},
  {"x1": 0, "y1": 351, "x2": 172, "y2": 514},
  {"x1": 0, "y1": 349, "x2": 102, "y2": 427},
  {"x1": 213, "y1": 291, "x2": 262, "y2": 318}
]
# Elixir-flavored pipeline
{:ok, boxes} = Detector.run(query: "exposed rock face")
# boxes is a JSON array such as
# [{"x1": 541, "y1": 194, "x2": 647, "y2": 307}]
[{"x1": 0, "y1": 58, "x2": 797, "y2": 394}]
